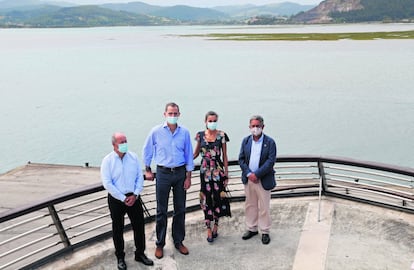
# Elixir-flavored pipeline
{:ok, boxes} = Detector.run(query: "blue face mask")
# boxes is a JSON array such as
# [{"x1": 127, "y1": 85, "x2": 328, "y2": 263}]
[
  {"x1": 118, "y1": 143, "x2": 128, "y2": 153},
  {"x1": 207, "y1": 122, "x2": 218, "y2": 130},
  {"x1": 166, "y1": 116, "x2": 178, "y2": 125}
]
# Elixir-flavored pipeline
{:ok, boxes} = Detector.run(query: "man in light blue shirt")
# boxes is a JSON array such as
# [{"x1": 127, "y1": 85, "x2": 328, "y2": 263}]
[
  {"x1": 101, "y1": 132, "x2": 153, "y2": 269},
  {"x1": 143, "y1": 102, "x2": 194, "y2": 259}
]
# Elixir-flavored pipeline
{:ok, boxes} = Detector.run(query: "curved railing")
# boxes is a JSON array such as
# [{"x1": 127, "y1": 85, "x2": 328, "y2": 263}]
[{"x1": 0, "y1": 155, "x2": 413, "y2": 270}]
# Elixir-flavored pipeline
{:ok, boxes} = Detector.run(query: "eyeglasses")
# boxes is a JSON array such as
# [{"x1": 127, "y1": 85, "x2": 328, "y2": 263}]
[{"x1": 250, "y1": 125, "x2": 262, "y2": 128}]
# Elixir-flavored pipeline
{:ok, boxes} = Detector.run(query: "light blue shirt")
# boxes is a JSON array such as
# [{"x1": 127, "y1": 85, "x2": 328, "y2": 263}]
[
  {"x1": 143, "y1": 122, "x2": 194, "y2": 172},
  {"x1": 101, "y1": 151, "x2": 144, "y2": 202},
  {"x1": 248, "y1": 134, "x2": 264, "y2": 175}
]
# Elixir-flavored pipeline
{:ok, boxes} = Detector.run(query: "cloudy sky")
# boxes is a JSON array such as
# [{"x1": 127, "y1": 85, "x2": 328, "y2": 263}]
[{"x1": 61, "y1": 0, "x2": 320, "y2": 7}]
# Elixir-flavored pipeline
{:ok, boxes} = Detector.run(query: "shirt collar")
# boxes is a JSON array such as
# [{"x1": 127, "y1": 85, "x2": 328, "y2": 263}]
[{"x1": 252, "y1": 133, "x2": 264, "y2": 143}]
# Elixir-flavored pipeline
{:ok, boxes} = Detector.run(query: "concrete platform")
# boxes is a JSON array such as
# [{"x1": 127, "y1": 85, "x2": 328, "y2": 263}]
[
  {"x1": 2, "y1": 163, "x2": 414, "y2": 270},
  {"x1": 41, "y1": 197, "x2": 414, "y2": 270},
  {"x1": 0, "y1": 163, "x2": 101, "y2": 212}
]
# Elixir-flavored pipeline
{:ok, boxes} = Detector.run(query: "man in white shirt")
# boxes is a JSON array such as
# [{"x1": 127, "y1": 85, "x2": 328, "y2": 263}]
[{"x1": 101, "y1": 132, "x2": 153, "y2": 270}]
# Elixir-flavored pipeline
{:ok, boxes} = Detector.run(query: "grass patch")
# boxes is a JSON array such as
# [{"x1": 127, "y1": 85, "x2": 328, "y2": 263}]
[{"x1": 182, "y1": 30, "x2": 414, "y2": 41}]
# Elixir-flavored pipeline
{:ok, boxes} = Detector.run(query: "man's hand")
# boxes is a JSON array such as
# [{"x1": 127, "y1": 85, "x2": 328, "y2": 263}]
[
  {"x1": 124, "y1": 195, "x2": 136, "y2": 206},
  {"x1": 145, "y1": 171, "x2": 154, "y2": 181},
  {"x1": 183, "y1": 175, "x2": 191, "y2": 190},
  {"x1": 248, "y1": 173, "x2": 259, "y2": 184}
]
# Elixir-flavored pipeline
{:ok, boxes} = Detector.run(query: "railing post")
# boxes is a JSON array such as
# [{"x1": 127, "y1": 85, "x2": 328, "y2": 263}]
[
  {"x1": 48, "y1": 205, "x2": 71, "y2": 248},
  {"x1": 317, "y1": 160, "x2": 328, "y2": 192},
  {"x1": 317, "y1": 160, "x2": 327, "y2": 222}
]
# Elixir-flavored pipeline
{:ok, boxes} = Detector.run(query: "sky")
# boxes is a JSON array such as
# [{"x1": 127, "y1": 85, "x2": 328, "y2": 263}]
[{"x1": 60, "y1": 0, "x2": 320, "y2": 8}]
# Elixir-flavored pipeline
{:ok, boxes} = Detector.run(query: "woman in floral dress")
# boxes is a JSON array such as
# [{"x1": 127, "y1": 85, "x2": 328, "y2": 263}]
[{"x1": 193, "y1": 111, "x2": 230, "y2": 243}]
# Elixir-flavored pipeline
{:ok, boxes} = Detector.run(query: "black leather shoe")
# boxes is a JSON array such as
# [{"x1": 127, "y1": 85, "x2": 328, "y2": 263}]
[
  {"x1": 262, "y1": 234, "x2": 271, "y2": 245},
  {"x1": 135, "y1": 253, "x2": 154, "y2": 266},
  {"x1": 117, "y1": 258, "x2": 127, "y2": 270},
  {"x1": 242, "y1": 230, "x2": 258, "y2": 240}
]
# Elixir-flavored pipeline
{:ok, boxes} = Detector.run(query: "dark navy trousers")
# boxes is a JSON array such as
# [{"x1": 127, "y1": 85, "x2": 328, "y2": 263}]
[{"x1": 155, "y1": 166, "x2": 187, "y2": 247}]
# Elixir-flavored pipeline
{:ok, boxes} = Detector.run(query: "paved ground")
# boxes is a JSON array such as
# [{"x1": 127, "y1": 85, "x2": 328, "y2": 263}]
[
  {"x1": 0, "y1": 163, "x2": 101, "y2": 212},
  {"x1": 1, "y1": 163, "x2": 414, "y2": 270},
  {"x1": 39, "y1": 197, "x2": 414, "y2": 270}
]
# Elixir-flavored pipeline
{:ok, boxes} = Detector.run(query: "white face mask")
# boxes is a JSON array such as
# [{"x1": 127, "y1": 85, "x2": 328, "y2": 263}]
[
  {"x1": 118, "y1": 143, "x2": 128, "y2": 153},
  {"x1": 207, "y1": 122, "x2": 218, "y2": 130},
  {"x1": 166, "y1": 116, "x2": 178, "y2": 125},
  {"x1": 250, "y1": 127, "x2": 262, "y2": 137}
]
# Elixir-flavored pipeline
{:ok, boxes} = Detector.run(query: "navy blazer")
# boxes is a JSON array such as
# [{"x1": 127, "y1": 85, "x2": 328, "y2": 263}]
[{"x1": 238, "y1": 134, "x2": 277, "y2": 190}]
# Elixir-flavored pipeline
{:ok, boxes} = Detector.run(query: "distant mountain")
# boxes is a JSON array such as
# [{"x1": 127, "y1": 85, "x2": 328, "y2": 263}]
[
  {"x1": 292, "y1": 0, "x2": 414, "y2": 23},
  {"x1": 102, "y1": 1, "x2": 314, "y2": 20},
  {"x1": 0, "y1": 0, "x2": 72, "y2": 9},
  {"x1": 0, "y1": 0, "x2": 314, "y2": 27},
  {"x1": 0, "y1": 5, "x2": 176, "y2": 27},
  {"x1": 101, "y1": 1, "x2": 162, "y2": 15},
  {"x1": 150, "y1": 5, "x2": 229, "y2": 21},
  {"x1": 1, "y1": 0, "x2": 413, "y2": 27},
  {"x1": 103, "y1": 2, "x2": 229, "y2": 21},
  {"x1": 213, "y1": 2, "x2": 315, "y2": 17}
]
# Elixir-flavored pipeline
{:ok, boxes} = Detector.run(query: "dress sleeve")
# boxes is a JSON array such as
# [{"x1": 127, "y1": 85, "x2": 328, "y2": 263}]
[
  {"x1": 221, "y1": 131, "x2": 230, "y2": 143},
  {"x1": 195, "y1": 131, "x2": 204, "y2": 142}
]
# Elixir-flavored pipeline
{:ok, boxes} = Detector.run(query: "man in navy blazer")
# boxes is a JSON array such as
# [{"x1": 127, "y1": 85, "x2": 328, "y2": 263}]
[{"x1": 238, "y1": 115, "x2": 277, "y2": 245}]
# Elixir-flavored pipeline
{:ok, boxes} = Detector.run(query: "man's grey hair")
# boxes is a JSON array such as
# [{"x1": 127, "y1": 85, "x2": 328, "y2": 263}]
[
  {"x1": 111, "y1": 134, "x2": 116, "y2": 144},
  {"x1": 249, "y1": 115, "x2": 264, "y2": 125}
]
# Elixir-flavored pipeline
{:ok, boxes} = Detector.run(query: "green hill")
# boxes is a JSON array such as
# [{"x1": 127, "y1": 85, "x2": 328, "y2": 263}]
[
  {"x1": 150, "y1": 5, "x2": 229, "y2": 21},
  {"x1": 0, "y1": 5, "x2": 176, "y2": 27}
]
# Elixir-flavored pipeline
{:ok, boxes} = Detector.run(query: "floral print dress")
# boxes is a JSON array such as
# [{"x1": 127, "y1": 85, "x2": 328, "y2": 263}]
[{"x1": 195, "y1": 130, "x2": 230, "y2": 226}]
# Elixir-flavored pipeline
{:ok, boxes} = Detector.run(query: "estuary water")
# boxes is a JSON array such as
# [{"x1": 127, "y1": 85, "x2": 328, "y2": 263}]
[{"x1": 1, "y1": 24, "x2": 414, "y2": 174}]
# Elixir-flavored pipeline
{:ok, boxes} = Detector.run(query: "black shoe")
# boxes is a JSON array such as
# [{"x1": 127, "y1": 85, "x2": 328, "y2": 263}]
[
  {"x1": 117, "y1": 258, "x2": 127, "y2": 270},
  {"x1": 242, "y1": 230, "x2": 258, "y2": 240},
  {"x1": 262, "y1": 234, "x2": 271, "y2": 245},
  {"x1": 135, "y1": 253, "x2": 154, "y2": 266}
]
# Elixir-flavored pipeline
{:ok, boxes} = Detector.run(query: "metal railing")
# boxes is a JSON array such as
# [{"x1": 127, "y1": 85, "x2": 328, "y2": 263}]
[{"x1": 0, "y1": 155, "x2": 413, "y2": 270}]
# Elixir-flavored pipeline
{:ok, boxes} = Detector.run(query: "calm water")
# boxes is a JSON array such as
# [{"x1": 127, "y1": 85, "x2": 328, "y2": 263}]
[{"x1": 1, "y1": 24, "x2": 414, "y2": 174}]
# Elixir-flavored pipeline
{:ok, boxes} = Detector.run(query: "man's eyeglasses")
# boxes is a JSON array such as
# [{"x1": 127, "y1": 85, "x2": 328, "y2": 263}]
[{"x1": 250, "y1": 125, "x2": 262, "y2": 128}]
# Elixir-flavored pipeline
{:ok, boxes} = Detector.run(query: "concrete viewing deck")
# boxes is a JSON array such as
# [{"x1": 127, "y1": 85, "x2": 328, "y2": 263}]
[
  {"x1": 1, "y1": 163, "x2": 414, "y2": 270},
  {"x1": 40, "y1": 197, "x2": 414, "y2": 270}
]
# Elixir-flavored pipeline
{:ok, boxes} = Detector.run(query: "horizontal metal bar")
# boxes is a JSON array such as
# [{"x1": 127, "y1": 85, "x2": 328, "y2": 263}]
[
  {"x1": 69, "y1": 221, "x2": 112, "y2": 240},
  {"x1": 57, "y1": 195, "x2": 106, "y2": 212},
  {"x1": 326, "y1": 173, "x2": 411, "y2": 189},
  {"x1": 327, "y1": 177, "x2": 413, "y2": 197},
  {"x1": 0, "y1": 222, "x2": 53, "y2": 246},
  {"x1": 0, "y1": 241, "x2": 60, "y2": 270},
  {"x1": 0, "y1": 212, "x2": 50, "y2": 233},
  {"x1": 276, "y1": 171, "x2": 320, "y2": 176},
  {"x1": 329, "y1": 183, "x2": 413, "y2": 201},
  {"x1": 60, "y1": 204, "x2": 107, "y2": 222},
  {"x1": 325, "y1": 164, "x2": 412, "y2": 182},
  {"x1": 65, "y1": 213, "x2": 109, "y2": 232},
  {"x1": 0, "y1": 232, "x2": 57, "y2": 259}
]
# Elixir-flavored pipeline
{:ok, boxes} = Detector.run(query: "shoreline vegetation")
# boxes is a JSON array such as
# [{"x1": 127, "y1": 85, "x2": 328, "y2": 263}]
[{"x1": 182, "y1": 30, "x2": 414, "y2": 41}]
